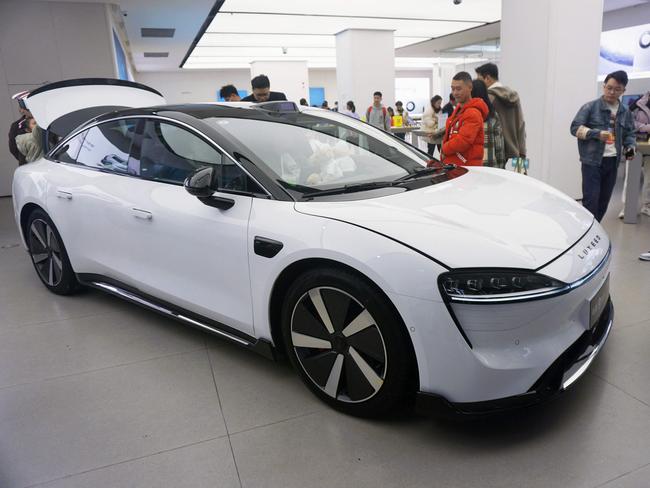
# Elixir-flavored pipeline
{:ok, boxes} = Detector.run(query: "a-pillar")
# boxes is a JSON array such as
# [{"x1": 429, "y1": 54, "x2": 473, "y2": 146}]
[
  {"x1": 336, "y1": 29, "x2": 395, "y2": 115},
  {"x1": 500, "y1": 0, "x2": 603, "y2": 198},
  {"x1": 250, "y1": 61, "x2": 309, "y2": 104}
]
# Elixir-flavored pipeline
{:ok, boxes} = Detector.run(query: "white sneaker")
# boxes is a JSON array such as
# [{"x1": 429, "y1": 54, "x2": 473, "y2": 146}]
[
  {"x1": 640, "y1": 251, "x2": 650, "y2": 261},
  {"x1": 618, "y1": 210, "x2": 624, "y2": 219},
  {"x1": 641, "y1": 207, "x2": 650, "y2": 217}
]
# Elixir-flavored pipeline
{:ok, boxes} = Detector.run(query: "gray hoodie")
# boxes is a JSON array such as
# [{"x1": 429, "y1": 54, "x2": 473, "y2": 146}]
[{"x1": 488, "y1": 82, "x2": 527, "y2": 159}]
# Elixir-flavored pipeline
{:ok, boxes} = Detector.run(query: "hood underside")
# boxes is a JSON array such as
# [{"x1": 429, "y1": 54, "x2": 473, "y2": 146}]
[{"x1": 295, "y1": 168, "x2": 594, "y2": 270}]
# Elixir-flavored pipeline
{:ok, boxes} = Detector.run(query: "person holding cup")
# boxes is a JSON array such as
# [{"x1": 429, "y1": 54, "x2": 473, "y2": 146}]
[{"x1": 570, "y1": 70, "x2": 637, "y2": 222}]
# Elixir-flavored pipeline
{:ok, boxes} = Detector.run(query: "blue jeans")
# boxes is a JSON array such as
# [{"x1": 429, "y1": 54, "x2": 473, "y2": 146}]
[{"x1": 581, "y1": 157, "x2": 619, "y2": 222}]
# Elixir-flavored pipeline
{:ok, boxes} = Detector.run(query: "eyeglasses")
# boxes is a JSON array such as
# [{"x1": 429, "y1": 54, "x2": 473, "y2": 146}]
[{"x1": 604, "y1": 85, "x2": 625, "y2": 94}]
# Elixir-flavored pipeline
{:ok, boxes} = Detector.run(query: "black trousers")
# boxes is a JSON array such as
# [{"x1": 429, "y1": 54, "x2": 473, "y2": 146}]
[
  {"x1": 581, "y1": 157, "x2": 618, "y2": 222},
  {"x1": 427, "y1": 143, "x2": 441, "y2": 157}
]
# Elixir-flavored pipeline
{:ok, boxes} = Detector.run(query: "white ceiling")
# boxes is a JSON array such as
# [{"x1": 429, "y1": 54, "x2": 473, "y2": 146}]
[
  {"x1": 183, "y1": 0, "x2": 502, "y2": 69},
  {"x1": 40, "y1": 0, "x2": 649, "y2": 72}
]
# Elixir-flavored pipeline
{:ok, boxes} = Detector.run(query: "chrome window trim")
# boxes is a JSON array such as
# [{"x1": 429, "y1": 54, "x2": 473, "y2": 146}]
[
  {"x1": 447, "y1": 244, "x2": 612, "y2": 305},
  {"x1": 47, "y1": 114, "x2": 273, "y2": 199}
]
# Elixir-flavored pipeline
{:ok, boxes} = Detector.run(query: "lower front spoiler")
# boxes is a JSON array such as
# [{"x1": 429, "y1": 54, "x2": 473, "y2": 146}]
[{"x1": 416, "y1": 299, "x2": 614, "y2": 416}]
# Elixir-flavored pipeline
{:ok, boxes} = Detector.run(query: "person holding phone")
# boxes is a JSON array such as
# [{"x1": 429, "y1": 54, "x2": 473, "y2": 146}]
[{"x1": 570, "y1": 70, "x2": 637, "y2": 222}]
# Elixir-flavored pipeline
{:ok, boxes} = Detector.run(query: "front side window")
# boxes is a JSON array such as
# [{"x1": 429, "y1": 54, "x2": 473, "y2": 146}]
[
  {"x1": 138, "y1": 120, "x2": 263, "y2": 194},
  {"x1": 136, "y1": 120, "x2": 221, "y2": 184},
  {"x1": 76, "y1": 119, "x2": 138, "y2": 174}
]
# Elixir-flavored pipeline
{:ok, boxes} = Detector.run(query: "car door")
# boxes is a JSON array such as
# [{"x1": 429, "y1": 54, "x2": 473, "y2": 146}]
[
  {"x1": 99, "y1": 118, "x2": 260, "y2": 335},
  {"x1": 44, "y1": 119, "x2": 140, "y2": 274}
]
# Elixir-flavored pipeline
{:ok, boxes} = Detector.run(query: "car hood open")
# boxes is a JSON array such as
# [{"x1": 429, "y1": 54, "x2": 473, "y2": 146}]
[{"x1": 295, "y1": 168, "x2": 594, "y2": 270}]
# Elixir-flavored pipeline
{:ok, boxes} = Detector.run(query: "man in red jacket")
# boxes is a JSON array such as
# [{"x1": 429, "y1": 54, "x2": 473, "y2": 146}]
[{"x1": 442, "y1": 72, "x2": 489, "y2": 166}]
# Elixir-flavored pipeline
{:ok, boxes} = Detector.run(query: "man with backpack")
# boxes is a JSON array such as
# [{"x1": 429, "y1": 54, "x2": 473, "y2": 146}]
[{"x1": 366, "y1": 91, "x2": 390, "y2": 131}]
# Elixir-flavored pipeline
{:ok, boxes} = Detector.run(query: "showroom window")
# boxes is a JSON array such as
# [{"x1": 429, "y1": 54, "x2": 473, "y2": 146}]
[
  {"x1": 51, "y1": 132, "x2": 86, "y2": 164},
  {"x1": 75, "y1": 119, "x2": 139, "y2": 174},
  {"x1": 138, "y1": 119, "x2": 263, "y2": 194}
]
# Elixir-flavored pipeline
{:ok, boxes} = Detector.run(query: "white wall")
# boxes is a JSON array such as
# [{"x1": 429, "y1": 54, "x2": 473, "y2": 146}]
[
  {"x1": 309, "y1": 69, "x2": 338, "y2": 106},
  {"x1": 251, "y1": 60, "x2": 309, "y2": 104},
  {"x1": 137, "y1": 66, "x2": 437, "y2": 111},
  {"x1": 0, "y1": 1, "x2": 116, "y2": 196},
  {"x1": 136, "y1": 69, "x2": 251, "y2": 104}
]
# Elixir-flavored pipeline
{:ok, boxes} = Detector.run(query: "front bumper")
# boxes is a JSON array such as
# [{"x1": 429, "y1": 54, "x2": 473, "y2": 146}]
[{"x1": 416, "y1": 298, "x2": 613, "y2": 416}]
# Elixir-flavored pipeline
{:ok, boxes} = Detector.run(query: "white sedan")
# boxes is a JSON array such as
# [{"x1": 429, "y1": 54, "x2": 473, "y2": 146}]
[{"x1": 13, "y1": 79, "x2": 613, "y2": 417}]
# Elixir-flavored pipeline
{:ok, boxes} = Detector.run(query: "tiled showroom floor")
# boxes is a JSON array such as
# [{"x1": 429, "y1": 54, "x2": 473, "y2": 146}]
[{"x1": 0, "y1": 174, "x2": 649, "y2": 488}]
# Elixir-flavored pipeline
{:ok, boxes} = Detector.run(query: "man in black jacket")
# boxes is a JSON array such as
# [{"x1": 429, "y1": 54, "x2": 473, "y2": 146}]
[
  {"x1": 9, "y1": 96, "x2": 30, "y2": 166},
  {"x1": 241, "y1": 75, "x2": 287, "y2": 102}
]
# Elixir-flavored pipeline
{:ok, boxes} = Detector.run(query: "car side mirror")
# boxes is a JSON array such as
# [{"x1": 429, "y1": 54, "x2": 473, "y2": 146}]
[
  {"x1": 184, "y1": 166, "x2": 216, "y2": 198},
  {"x1": 184, "y1": 166, "x2": 235, "y2": 210}
]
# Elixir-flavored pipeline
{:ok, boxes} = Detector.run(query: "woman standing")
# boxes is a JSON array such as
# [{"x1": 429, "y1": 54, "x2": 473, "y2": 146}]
[
  {"x1": 421, "y1": 95, "x2": 444, "y2": 157},
  {"x1": 471, "y1": 79, "x2": 506, "y2": 168},
  {"x1": 343, "y1": 100, "x2": 361, "y2": 120}
]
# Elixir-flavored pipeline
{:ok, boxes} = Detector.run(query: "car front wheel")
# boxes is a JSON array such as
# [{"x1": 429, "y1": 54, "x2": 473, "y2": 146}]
[{"x1": 281, "y1": 267, "x2": 416, "y2": 417}]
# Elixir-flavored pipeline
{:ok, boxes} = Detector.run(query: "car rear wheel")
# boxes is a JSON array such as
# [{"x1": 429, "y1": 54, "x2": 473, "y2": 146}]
[
  {"x1": 26, "y1": 209, "x2": 79, "y2": 295},
  {"x1": 281, "y1": 267, "x2": 416, "y2": 417}
]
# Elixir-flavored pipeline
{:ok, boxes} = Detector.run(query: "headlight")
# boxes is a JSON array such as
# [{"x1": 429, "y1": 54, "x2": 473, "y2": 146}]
[{"x1": 439, "y1": 270, "x2": 568, "y2": 304}]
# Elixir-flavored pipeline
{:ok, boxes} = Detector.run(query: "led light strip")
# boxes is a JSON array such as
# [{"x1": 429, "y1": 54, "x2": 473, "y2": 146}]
[{"x1": 448, "y1": 245, "x2": 611, "y2": 305}]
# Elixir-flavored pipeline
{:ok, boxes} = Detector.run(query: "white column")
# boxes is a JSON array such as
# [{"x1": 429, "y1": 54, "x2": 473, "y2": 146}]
[
  {"x1": 336, "y1": 29, "x2": 395, "y2": 115},
  {"x1": 432, "y1": 63, "x2": 456, "y2": 103},
  {"x1": 500, "y1": 0, "x2": 603, "y2": 198},
  {"x1": 250, "y1": 61, "x2": 309, "y2": 104}
]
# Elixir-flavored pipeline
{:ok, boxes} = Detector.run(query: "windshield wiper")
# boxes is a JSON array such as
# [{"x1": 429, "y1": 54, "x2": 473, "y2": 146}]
[
  {"x1": 396, "y1": 164, "x2": 456, "y2": 181},
  {"x1": 302, "y1": 180, "x2": 400, "y2": 198}
]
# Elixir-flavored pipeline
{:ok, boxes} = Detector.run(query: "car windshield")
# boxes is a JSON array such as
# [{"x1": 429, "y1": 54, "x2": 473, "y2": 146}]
[{"x1": 203, "y1": 109, "x2": 430, "y2": 197}]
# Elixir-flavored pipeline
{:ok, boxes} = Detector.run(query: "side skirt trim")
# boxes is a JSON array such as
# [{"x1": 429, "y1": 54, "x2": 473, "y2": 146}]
[{"x1": 77, "y1": 273, "x2": 276, "y2": 360}]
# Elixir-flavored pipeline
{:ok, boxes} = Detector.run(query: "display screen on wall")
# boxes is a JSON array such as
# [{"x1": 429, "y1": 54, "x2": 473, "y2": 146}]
[
  {"x1": 113, "y1": 30, "x2": 129, "y2": 81},
  {"x1": 600, "y1": 23, "x2": 650, "y2": 76}
]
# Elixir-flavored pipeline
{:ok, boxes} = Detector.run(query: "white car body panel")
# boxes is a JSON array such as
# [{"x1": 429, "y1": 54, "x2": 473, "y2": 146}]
[
  {"x1": 295, "y1": 167, "x2": 593, "y2": 270},
  {"x1": 39, "y1": 161, "x2": 255, "y2": 334}
]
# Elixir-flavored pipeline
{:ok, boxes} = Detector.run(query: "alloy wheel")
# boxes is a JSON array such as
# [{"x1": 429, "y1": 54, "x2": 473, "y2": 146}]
[
  {"x1": 29, "y1": 219, "x2": 63, "y2": 287},
  {"x1": 290, "y1": 286, "x2": 388, "y2": 403}
]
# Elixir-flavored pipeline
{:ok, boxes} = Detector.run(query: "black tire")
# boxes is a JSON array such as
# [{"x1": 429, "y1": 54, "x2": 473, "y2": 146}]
[
  {"x1": 281, "y1": 267, "x2": 417, "y2": 418},
  {"x1": 25, "y1": 209, "x2": 79, "y2": 295}
]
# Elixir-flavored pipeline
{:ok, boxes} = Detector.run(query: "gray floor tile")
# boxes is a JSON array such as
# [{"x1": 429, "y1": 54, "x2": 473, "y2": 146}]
[
  {"x1": 591, "y1": 319, "x2": 650, "y2": 406},
  {"x1": 1, "y1": 168, "x2": 650, "y2": 488},
  {"x1": 598, "y1": 462, "x2": 650, "y2": 488},
  {"x1": 231, "y1": 375, "x2": 650, "y2": 488},
  {"x1": 0, "y1": 350, "x2": 226, "y2": 488},
  {"x1": 207, "y1": 337, "x2": 324, "y2": 434},
  {"x1": 0, "y1": 280, "x2": 129, "y2": 332},
  {"x1": 35, "y1": 438, "x2": 240, "y2": 488},
  {"x1": 0, "y1": 306, "x2": 207, "y2": 389}
]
